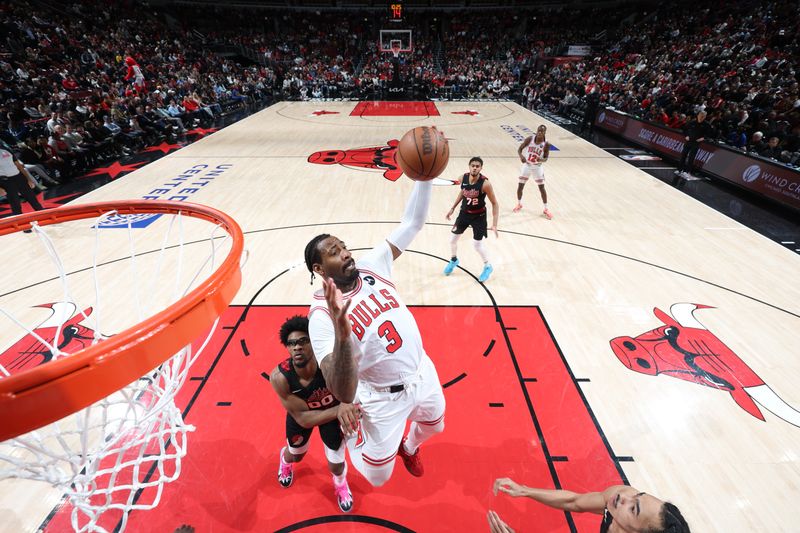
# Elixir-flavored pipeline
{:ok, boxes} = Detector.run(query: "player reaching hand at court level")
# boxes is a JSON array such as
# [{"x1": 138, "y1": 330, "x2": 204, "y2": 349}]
[
  {"x1": 514, "y1": 125, "x2": 552, "y2": 219},
  {"x1": 304, "y1": 178, "x2": 446, "y2": 487},
  {"x1": 488, "y1": 477, "x2": 691, "y2": 533},
  {"x1": 444, "y1": 156, "x2": 499, "y2": 283},
  {"x1": 269, "y1": 315, "x2": 360, "y2": 512}
]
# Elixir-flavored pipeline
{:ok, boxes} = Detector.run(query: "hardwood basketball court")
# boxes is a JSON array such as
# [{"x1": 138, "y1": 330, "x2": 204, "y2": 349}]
[{"x1": 1, "y1": 101, "x2": 798, "y2": 532}]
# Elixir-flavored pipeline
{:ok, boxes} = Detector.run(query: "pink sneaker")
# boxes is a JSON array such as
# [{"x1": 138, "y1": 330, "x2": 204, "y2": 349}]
[
  {"x1": 278, "y1": 447, "x2": 293, "y2": 488},
  {"x1": 334, "y1": 479, "x2": 354, "y2": 512},
  {"x1": 512, "y1": 203, "x2": 523, "y2": 213},
  {"x1": 397, "y1": 438, "x2": 424, "y2": 477},
  {"x1": 543, "y1": 208, "x2": 553, "y2": 220}
]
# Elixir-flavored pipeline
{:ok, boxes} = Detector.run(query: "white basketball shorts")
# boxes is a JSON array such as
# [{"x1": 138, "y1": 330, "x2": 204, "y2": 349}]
[
  {"x1": 349, "y1": 354, "x2": 445, "y2": 470},
  {"x1": 519, "y1": 163, "x2": 544, "y2": 184}
]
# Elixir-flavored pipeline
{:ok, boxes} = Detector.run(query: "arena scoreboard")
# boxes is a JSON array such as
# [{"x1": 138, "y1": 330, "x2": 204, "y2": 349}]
[{"x1": 388, "y1": 1, "x2": 404, "y2": 23}]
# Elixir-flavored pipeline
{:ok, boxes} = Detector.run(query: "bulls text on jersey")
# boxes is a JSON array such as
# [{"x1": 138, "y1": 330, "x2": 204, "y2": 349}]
[
  {"x1": 348, "y1": 288, "x2": 400, "y2": 340},
  {"x1": 526, "y1": 140, "x2": 546, "y2": 164}
]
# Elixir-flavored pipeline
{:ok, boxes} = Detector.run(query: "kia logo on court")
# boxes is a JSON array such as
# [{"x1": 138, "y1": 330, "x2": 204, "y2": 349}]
[
  {"x1": 598, "y1": 112, "x2": 606, "y2": 124},
  {"x1": 742, "y1": 165, "x2": 761, "y2": 183}
]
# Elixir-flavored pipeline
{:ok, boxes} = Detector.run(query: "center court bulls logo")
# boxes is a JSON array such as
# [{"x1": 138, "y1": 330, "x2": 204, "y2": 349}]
[
  {"x1": 610, "y1": 303, "x2": 800, "y2": 427},
  {"x1": 0, "y1": 302, "x2": 104, "y2": 375},
  {"x1": 307, "y1": 140, "x2": 457, "y2": 186}
]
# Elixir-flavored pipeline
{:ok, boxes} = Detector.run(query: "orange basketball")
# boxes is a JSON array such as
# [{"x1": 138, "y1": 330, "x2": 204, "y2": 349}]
[{"x1": 396, "y1": 126, "x2": 450, "y2": 181}]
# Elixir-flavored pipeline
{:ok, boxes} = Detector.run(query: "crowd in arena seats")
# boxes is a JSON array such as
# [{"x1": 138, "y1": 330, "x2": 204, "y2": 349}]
[
  {"x1": 437, "y1": 13, "x2": 522, "y2": 99},
  {"x1": 189, "y1": 7, "x2": 444, "y2": 100},
  {"x1": 174, "y1": 0, "x2": 798, "y2": 169},
  {"x1": 190, "y1": 8, "x2": 366, "y2": 99},
  {"x1": 1, "y1": 0, "x2": 799, "y2": 195},
  {"x1": 0, "y1": 0, "x2": 272, "y2": 184},
  {"x1": 521, "y1": 0, "x2": 800, "y2": 166},
  {"x1": 438, "y1": 9, "x2": 620, "y2": 100}
]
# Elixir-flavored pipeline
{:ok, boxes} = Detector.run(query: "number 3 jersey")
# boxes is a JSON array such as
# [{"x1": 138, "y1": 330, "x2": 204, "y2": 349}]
[
  {"x1": 277, "y1": 358, "x2": 339, "y2": 411},
  {"x1": 309, "y1": 241, "x2": 426, "y2": 389}
]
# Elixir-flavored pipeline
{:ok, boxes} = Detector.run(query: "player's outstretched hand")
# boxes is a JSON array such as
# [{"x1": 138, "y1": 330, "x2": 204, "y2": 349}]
[
  {"x1": 338, "y1": 403, "x2": 361, "y2": 436},
  {"x1": 493, "y1": 478, "x2": 526, "y2": 497},
  {"x1": 323, "y1": 277, "x2": 352, "y2": 337},
  {"x1": 518, "y1": 154, "x2": 526, "y2": 164},
  {"x1": 491, "y1": 225, "x2": 499, "y2": 239},
  {"x1": 446, "y1": 208, "x2": 455, "y2": 221},
  {"x1": 487, "y1": 510, "x2": 515, "y2": 533}
]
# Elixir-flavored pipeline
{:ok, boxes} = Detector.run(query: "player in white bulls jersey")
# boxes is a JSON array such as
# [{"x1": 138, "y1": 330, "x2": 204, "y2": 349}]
[
  {"x1": 514, "y1": 125, "x2": 552, "y2": 219},
  {"x1": 304, "y1": 180, "x2": 445, "y2": 487}
]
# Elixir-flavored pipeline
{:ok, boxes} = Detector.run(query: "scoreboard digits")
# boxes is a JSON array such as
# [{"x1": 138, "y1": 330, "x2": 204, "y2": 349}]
[{"x1": 388, "y1": 1, "x2": 404, "y2": 23}]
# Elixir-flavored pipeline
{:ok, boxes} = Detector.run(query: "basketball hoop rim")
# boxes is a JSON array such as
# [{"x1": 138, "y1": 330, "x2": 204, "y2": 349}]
[{"x1": 0, "y1": 201, "x2": 244, "y2": 441}]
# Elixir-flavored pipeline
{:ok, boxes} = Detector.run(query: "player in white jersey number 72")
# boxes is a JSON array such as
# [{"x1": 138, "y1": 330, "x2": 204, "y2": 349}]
[{"x1": 304, "y1": 179, "x2": 446, "y2": 487}]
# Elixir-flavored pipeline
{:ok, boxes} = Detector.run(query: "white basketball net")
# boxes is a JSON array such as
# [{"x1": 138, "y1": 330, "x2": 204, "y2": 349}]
[{"x1": 0, "y1": 208, "x2": 236, "y2": 532}]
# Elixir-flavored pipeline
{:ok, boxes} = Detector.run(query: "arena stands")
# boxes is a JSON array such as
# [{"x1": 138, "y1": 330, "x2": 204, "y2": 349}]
[
  {"x1": 520, "y1": 0, "x2": 800, "y2": 166},
  {"x1": 1, "y1": 0, "x2": 798, "y2": 193},
  {"x1": 0, "y1": 0, "x2": 272, "y2": 182}
]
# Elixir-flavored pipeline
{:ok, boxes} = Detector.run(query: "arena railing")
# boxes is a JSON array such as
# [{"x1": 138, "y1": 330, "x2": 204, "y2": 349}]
[{"x1": 593, "y1": 107, "x2": 800, "y2": 212}]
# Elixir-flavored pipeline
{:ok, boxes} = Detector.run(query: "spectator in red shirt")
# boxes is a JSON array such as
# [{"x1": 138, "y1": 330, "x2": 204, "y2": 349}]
[
  {"x1": 182, "y1": 96, "x2": 200, "y2": 113},
  {"x1": 62, "y1": 78, "x2": 79, "y2": 90},
  {"x1": 180, "y1": 96, "x2": 203, "y2": 126}
]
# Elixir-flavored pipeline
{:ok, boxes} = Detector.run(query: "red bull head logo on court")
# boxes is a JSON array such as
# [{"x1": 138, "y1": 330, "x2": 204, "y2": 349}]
[
  {"x1": 610, "y1": 303, "x2": 800, "y2": 427},
  {"x1": 307, "y1": 140, "x2": 456, "y2": 186},
  {"x1": 0, "y1": 302, "x2": 104, "y2": 375}
]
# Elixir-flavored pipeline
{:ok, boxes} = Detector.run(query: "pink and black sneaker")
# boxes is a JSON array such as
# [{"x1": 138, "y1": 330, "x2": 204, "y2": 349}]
[
  {"x1": 334, "y1": 478, "x2": 353, "y2": 512},
  {"x1": 278, "y1": 447, "x2": 294, "y2": 488}
]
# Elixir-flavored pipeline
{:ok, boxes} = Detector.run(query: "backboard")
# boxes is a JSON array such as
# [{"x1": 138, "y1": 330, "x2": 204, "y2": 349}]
[{"x1": 379, "y1": 29, "x2": 412, "y2": 53}]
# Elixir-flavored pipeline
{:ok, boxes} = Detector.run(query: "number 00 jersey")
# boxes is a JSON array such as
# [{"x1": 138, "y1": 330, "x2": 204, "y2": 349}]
[
  {"x1": 277, "y1": 357, "x2": 339, "y2": 410},
  {"x1": 309, "y1": 241, "x2": 426, "y2": 388}
]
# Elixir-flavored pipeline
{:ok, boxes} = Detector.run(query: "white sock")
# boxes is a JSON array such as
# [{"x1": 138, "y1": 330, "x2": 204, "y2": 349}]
[
  {"x1": 473, "y1": 239, "x2": 489, "y2": 263},
  {"x1": 450, "y1": 232, "x2": 461, "y2": 258},
  {"x1": 404, "y1": 417, "x2": 445, "y2": 454},
  {"x1": 543, "y1": 203, "x2": 548, "y2": 209},
  {"x1": 332, "y1": 461, "x2": 347, "y2": 485}
]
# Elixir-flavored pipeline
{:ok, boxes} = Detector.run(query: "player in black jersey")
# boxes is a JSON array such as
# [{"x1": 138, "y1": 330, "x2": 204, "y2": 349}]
[
  {"x1": 269, "y1": 315, "x2": 360, "y2": 512},
  {"x1": 487, "y1": 478, "x2": 690, "y2": 533},
  {"x1": 444, "y1": 156, "x2": 500, "y2": 283}
]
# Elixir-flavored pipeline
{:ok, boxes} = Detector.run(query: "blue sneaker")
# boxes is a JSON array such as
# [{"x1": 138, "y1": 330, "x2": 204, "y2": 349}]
[
  {"x1": 478, "y1": 264, "x2": 493, "y2": 282},
  {"x1": 443, "y1": 258, "x2": 459, "y2": 276}
]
